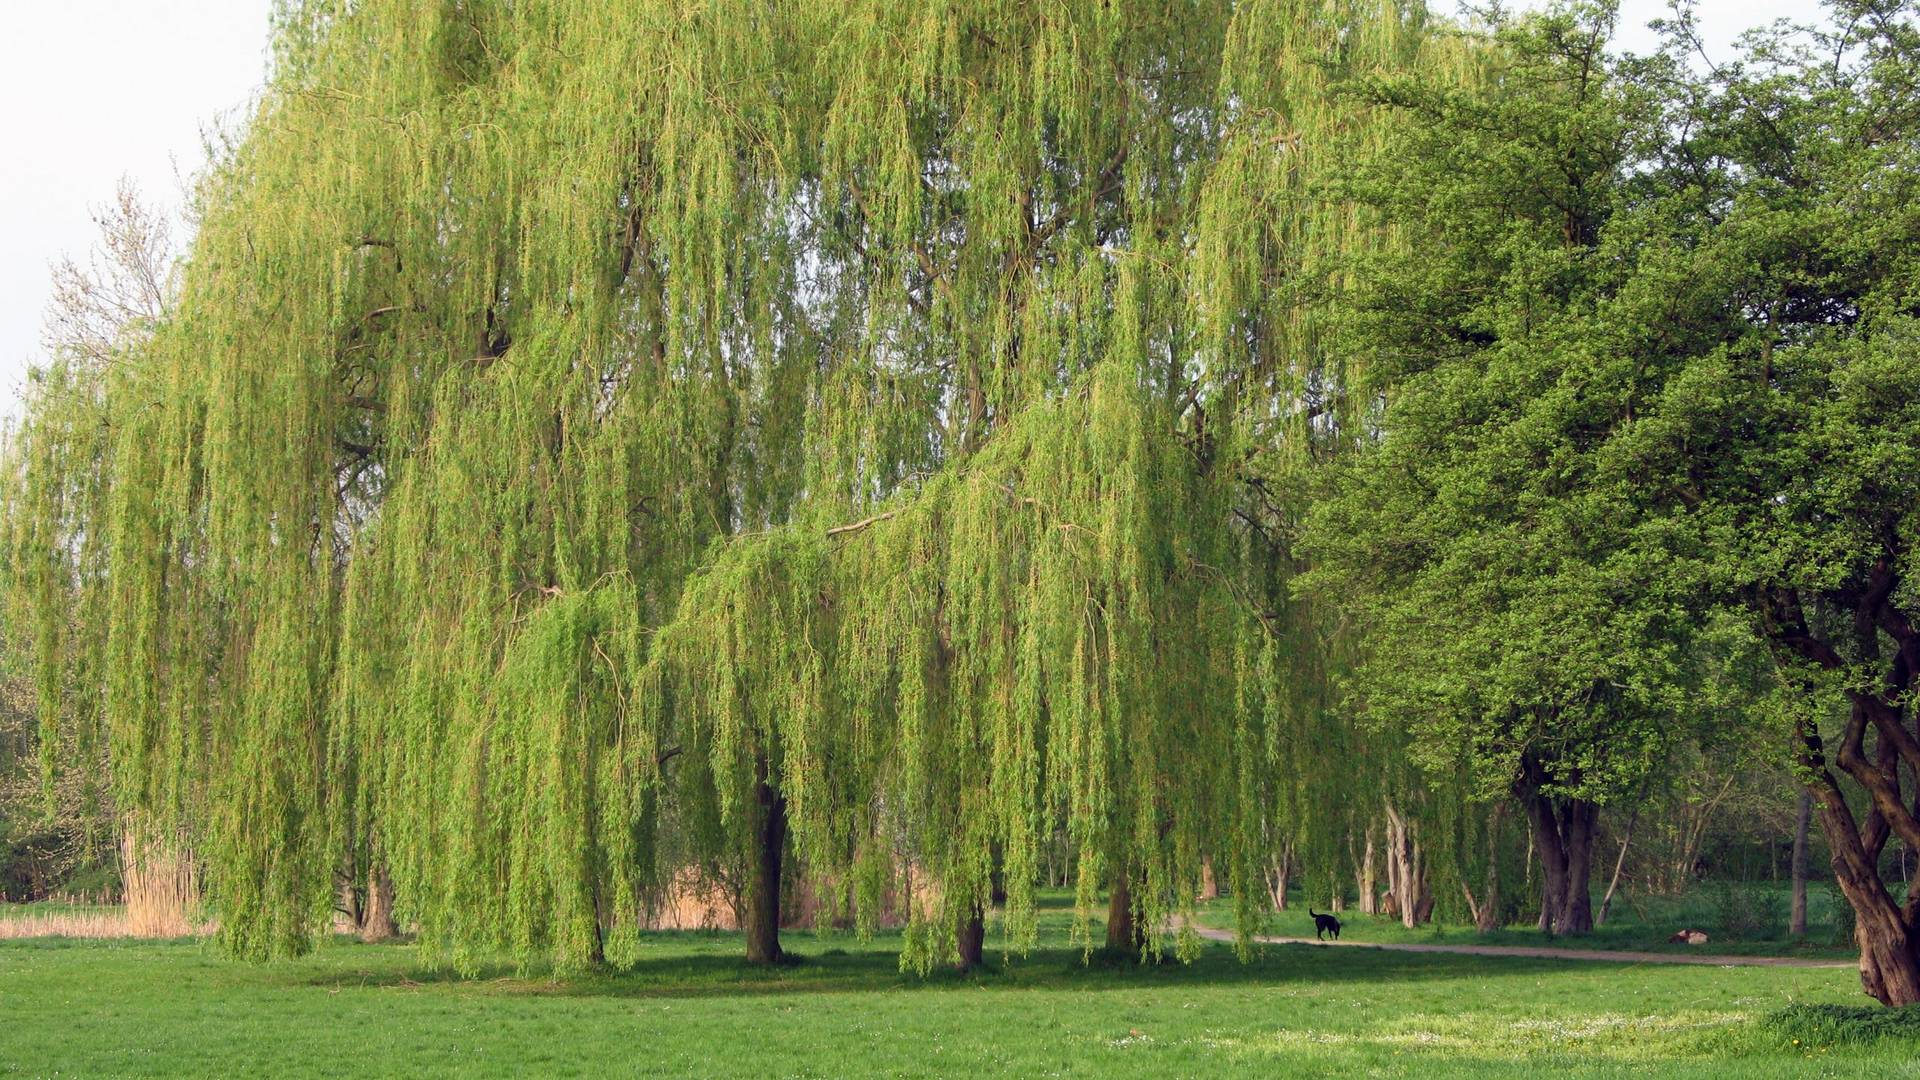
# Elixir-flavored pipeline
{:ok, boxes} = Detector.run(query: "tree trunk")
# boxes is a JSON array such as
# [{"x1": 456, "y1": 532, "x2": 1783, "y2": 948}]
[
  {"x1": 1526, "y1": 792, "x2": 1570, "y2": 936},
  {"x1": 1199, "y1": 857, "x2": 1218, "y2": 902},
  {"x1": 1833, "y1": 856, "x2": 1920, "y2": 1006},
  {"x1": 339, "y1": 876, "x2": 363, "y2": 931},
  {"x1": 744, "y1": 755, "x2": 787, "y2": 965},
  {"x1": 1106, "y1": 873, "x2": 1136, "y2": 953},
  {"x1": 1597, "y1": 808, "x2": 1637, "y2": 928},
  {"x1": 1556, "y1": 800, "x2": 1597, "y2": 934},
  {"x1": 1357, "y1": 827, "x2": 1379, "y2": 915},
  {"x1": 360, "y1": 864, "x2": 397, "y2": 943},
  {"x1": 1519, "y1": 760, "x2": 1598, "y2": 937},
  {"x1": 956, "y1": 903, "x2": 986, "y2": 971},
  {"x1": 1790, "y1": 789, "x2": 1811, "y2": 938},
  {"x1": 1477, "y1": 802, "x2": 1505, "y2": 933},
  {"x1": 1267, "y1": 847, "x2": 1291, "y2": 911},
  {"x1": 1383, "y1": 804, "x2": 1432, "y2": 928}
]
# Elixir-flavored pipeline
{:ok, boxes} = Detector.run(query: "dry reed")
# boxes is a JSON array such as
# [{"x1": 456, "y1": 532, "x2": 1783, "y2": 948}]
[{"x1": 0, "y1": 822, "x2": 207, "y2": 940}]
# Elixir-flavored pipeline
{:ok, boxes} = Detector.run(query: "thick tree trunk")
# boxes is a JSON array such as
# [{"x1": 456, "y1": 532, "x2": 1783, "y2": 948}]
[
  {"x1": 1199, "y1": 857, "x2": 1218, "y2": 902},
  {"x1": 1790, "y1": 789, "x2": 1811, "y2": 938},
  {"x1": 1106, "y1": 874, "x2": 1136, "y2": 953},
  {"x1": 360, "y1": 864, "x2": 397, "y2": 943},
  {"x1": 1833, "y1": 858, "x2": 1920, "y2": 1005},
  {"x1": 1517, "y1": 755, "x2": 1599, "y2": 937},
  {"x1": 956, "y1": 903, "x2": 986, "y2": 971},
  {"x1": 744, "y1": 756, "x2": 787, "y2": 965},
  {"x1": 1763, "y1": 576, "x2": 1920, "y2": 1004},
  {"x1": 1530, "y1": 810, "x2": 1562, "y2": 933},
  {"x1": 1557, "y1": 801, "x2": 1597, "y2": 934}
]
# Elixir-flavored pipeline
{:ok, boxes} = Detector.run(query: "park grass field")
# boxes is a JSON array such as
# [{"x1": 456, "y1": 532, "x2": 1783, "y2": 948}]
[
  {"x1": 1194, "y1": 883, "x2": 1863, "y2": 961},
  {"x1": 5, "y1": 894, "x2": 1918, "y2": 1078}
]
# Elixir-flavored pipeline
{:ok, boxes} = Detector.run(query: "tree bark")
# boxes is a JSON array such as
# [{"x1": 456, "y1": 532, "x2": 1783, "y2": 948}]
[
  {"x1": 360, "y1": 864, "x2": 397, "y2": 943},
  {"x1": 1382, "y1": 804, "x2": 1433, "y2": 928},
  {"x1": 1527, "y1": 794, "x2": 1568, "y2": 935},
  {"x1": 1106, "y1": 873, "x2": 1136, "y2": 953},
  {"x1": 956, "y1": 903, "x2": 986, "y2": 971},
  {"x1": 744, "y1": 754, "x2": 787, "y2": 965},
  {"x1": 1556, "y1": 800, "x2": 1597, "y2": 934},
  {"x1": 1790, "y1": 789, "x2": 1811, "y2": 938},
  {"x1": 1764, "y1": 577, "x2": 1920, "y2": 1004},
  {"x1": 1357, "y1": 826, "x2": 1379, "y2": 915},
  {"x1": 1597, "y1": 807, "x2": 1637, "y2": 928},
  {"x1": 1267, "y1": 847, "x2": 1291, "y2": 911},
  {"x1": 1516, "y1": 751, "x2": 1600, "y2": 936}
]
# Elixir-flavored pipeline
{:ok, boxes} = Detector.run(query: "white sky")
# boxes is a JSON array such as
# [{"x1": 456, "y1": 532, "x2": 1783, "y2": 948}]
[{"x1": 0, "y1": 0, "x2": 1826, "y2": 419}]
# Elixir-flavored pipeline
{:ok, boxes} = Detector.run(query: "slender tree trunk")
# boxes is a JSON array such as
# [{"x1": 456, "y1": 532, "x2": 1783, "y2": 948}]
[
  {"x1": 744, "y1": 755, "x2": 786, "y2": 965},
  {"x1": 1357, "y1": 827, "x2": 1378, "y2": 915},
  {"x1": 956, "y1": 903, "x2": 986, "y2": 971},
  {"x1": 360, "y1": 864, "x2": 397, "y2": 943},
  {"x1": 1597, "y1": 808, "x2": 1638, "y2": 928},
  {"x1": 1790, "y1": 789, "x2": 1811, "y2": 938},
  {"x1": 1268, "y1": 847, "x2": 1291, "y2": 911},
  {"x1": 1199, "y1": 857, "x2": 1218, "y2": 902},
  {"x1": 1382, "y1": 804, "x2": 1432, "y2": 928},
  {"x1": 1478, "y1": 802, "x2": 1505, "y2": 933}
]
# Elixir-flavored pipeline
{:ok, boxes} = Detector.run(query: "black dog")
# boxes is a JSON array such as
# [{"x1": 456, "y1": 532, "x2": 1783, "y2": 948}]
[{"x1": 1308, "y1": 908, "x2": 1342, "y2": 941}]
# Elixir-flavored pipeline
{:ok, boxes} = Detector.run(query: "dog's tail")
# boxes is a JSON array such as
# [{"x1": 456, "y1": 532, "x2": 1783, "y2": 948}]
[{"x1": 1309, "y1": 908, "x2": 1321, "y2": 918}]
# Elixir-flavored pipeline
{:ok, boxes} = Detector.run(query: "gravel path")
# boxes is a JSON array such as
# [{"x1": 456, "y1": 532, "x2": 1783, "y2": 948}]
[{"x1": 1187, "y1": 923, "x2": 1856, "y2": 969}]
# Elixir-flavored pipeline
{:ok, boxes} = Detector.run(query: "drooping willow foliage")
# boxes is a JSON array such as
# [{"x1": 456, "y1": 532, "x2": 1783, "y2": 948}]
[{"x1": 3, "y1": 0, "x2": 1480, "y2": 971}]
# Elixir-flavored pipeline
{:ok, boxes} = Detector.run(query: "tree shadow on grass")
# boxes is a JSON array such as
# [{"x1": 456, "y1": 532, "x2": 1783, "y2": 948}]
[{"x1": 302, "y1": 930, "x2": 1591, "y2": 1000}]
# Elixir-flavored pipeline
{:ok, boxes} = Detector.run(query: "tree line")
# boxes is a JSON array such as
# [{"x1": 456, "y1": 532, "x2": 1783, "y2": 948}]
[{"x1": 4, "y1": 0, "x2": 1919, "y2": 1005}]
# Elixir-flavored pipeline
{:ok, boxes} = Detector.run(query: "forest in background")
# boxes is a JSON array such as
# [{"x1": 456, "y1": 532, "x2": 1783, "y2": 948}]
[{"x1": 4, "y1": 0, "x2": 1919, "y2": 1007}]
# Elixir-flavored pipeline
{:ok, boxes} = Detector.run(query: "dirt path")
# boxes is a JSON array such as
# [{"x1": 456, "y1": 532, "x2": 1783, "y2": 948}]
[{"x1": 1186, "y1": 923, "x2": 1855, "y2": 969}]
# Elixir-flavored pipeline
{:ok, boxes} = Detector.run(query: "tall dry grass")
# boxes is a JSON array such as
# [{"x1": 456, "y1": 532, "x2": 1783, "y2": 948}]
[
  {"x1": 119, "y1": 825, "x2": 201, "y2": 937},
  {"x1": 0, "y1": 822, "x2": 206, "y2": 940}
]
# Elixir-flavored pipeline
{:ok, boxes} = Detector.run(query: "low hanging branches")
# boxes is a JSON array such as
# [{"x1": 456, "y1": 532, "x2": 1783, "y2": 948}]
[
  {"x1": 644, "y1": 363, "x2": 1281, "y2": 970},
  {"x1": 3, "y1": 0, "x2": 1473, "y2": 972}
]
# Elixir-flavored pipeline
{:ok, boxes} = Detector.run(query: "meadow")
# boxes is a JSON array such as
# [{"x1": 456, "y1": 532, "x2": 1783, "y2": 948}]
[{"x1": 5, "y1": 894, "x2": 1916, "y2": 1078}]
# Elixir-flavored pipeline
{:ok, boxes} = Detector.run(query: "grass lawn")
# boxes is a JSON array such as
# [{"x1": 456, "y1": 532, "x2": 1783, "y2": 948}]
[
  {"x1": 4, "y1": 896, "x2": 1917, "y2": 1077},
  {"x1": 1204, "y1": 882, "x2": 1862, "y2": 960}
]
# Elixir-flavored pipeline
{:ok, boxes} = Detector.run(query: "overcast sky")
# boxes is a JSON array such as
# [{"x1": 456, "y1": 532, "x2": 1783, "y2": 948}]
[{"x1": 0, "y1": 0, "x2": 1826, "y2": 418}]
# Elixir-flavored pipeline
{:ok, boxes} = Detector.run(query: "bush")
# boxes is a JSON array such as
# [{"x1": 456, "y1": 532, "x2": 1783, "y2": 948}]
[
  {"x1": 1708, "y1": 881, "x2": 1785, "y2": 940},
  {"x1": 1762, "y1": 1003, "x2": 1920, "y2": 1047}
]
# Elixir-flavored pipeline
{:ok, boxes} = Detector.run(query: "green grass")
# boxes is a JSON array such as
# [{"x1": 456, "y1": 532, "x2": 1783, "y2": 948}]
[
  {"x1": 1212, "y1": 882, "x2": 1858, "y2": 960},
  {"x1": 3, "y1": 895, "x2": 1915, "y2": 1077}
]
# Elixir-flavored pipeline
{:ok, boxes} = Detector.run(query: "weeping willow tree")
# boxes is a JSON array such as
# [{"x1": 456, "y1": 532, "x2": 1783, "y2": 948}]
[{"x1": 3, "y1": 0, "x2": 1483, "y2": 973}]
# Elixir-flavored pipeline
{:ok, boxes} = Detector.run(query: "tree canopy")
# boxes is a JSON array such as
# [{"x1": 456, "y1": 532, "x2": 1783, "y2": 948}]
[
  {"x1": 10, "y1": 0, "x2": 1920, "y2": 1009},
  {"x1": 3, "y1": 0, "x2": 1475, "y2": 972},
  {"x1": 1304, "y1": 0, "x2": 1920, "y2": 994}
]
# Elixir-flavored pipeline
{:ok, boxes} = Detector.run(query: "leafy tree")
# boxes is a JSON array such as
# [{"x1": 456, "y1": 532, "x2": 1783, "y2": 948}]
[
  {"x1": 5, "y1": 0, "x2": 1476, "y2": 971},
  {"x1": 1301, "y1": 2, "x2": 1702, "y2": 935},
  {"x1": 1306, "y1": 0, "x2": 1920, "y2": 1002}
]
